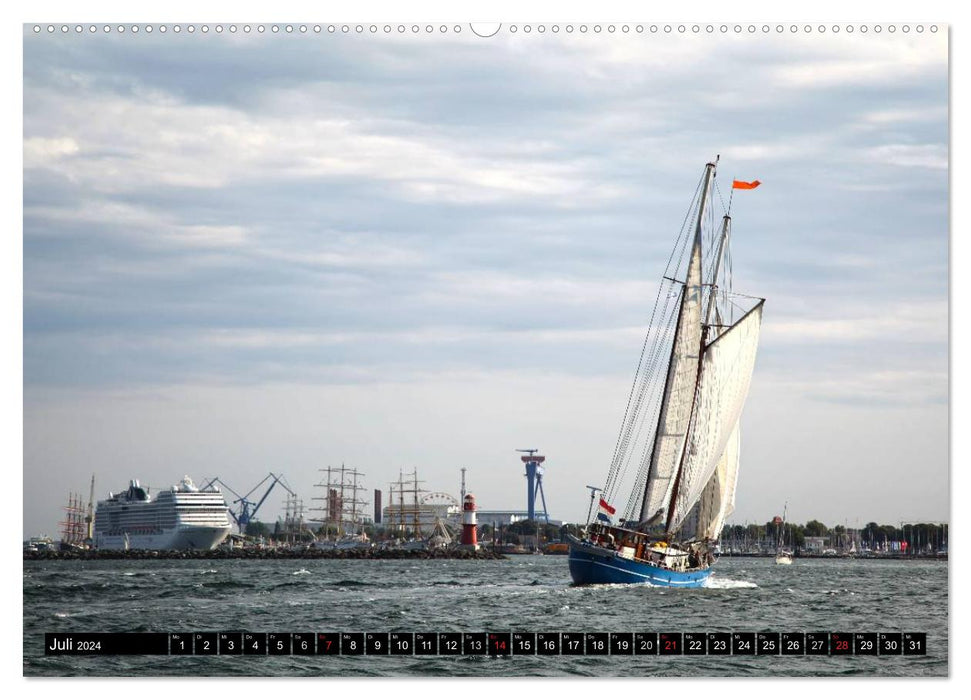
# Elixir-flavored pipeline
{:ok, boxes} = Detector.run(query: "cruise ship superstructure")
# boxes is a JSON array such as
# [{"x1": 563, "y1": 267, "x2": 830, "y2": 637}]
[{"x1": 94, "y1": 476, "x2": 232, "y2": 550}]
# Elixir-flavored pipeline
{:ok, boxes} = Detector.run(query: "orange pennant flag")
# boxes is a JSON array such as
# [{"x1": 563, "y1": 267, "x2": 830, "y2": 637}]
[{"x1": 732, "y1": 179, "x2": 761, "y2": 190}]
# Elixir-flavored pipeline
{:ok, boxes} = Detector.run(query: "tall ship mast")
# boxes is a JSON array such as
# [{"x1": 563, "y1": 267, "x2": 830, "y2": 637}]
[
  {"x1": 311, "y1": 464, "x2": 370, "y2": 548},
  {"x1": 568, "y1": 159, "x2": 765, "y2": 587},
  {"x1": 386, "y1": 468, "x2": 428, "y2": 540},
  {"x1": 59, "y1": 492, "x2": 87, "y2": 548}
]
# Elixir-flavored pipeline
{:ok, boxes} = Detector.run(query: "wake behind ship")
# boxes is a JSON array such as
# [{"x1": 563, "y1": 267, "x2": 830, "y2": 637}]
[
  {"x1": 568, "y1": 159, "x2": 764, "y2": 587},
  {"x1": 94, "y1": 476, "x2": 232, "y2": 550}
]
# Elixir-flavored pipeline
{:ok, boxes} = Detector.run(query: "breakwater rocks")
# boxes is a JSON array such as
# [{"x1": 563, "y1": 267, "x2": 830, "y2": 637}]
[{"x1": 24, "y1": 547, "x2": 507, "y2": 562}]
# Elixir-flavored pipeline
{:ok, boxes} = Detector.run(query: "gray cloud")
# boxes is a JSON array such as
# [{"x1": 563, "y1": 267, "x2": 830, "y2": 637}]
[{"x1": 23, "y1": 28, "x2": 948, "y2": 536}]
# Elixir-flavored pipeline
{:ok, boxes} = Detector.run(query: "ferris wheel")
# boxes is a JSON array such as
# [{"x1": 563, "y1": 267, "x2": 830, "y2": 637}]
[{"x1": 420, "y1": 492, "x2": 460, "y2": 508}]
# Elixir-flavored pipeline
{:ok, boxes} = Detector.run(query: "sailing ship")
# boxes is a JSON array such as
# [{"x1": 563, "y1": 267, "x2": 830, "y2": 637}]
[
  {"x1": 310, "y1": 464, "x2": 371, "y2": 550},
  {"x1": 568, "y1": 159, "x2": 764, "y2": 587},
  {"x1": 775, "y1": 503, "x2": 793, "y2": 565}
]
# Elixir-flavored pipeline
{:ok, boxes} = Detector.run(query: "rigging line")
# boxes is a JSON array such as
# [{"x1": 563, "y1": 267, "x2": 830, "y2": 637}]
[
  {"x1": 607, "y1": 212, "x2": 694, "y2": 502},
  {"x1": 726, "y1": 291, "x2": 763, "y2": 301},
  {"x1": 614, "y1": 174, "x2": 708, "y2": 513},
  {"x1": 608, "y1": 276, "x2": 683, "y2": 504},
  {"x1": 605, "y1": 284, "x2": 675, "y2": 491},
  {"x1": 713, "y1": 178, "x2": 729, "y2": 219},
  {"x1": 703, "y1": 202, "x2": 718, "y2": 286},
  {"x1": 615, "y1": 299, "x2": 680, "y2": 513},
  {"x1": 632, "y1": 307, "x2": 680, "y2": 451},
  {"x1": 725, "y1": 243, "x2": 735, "y2": 323},
  {"x1": 622, "y1": 283, "x2": 688, "y2": 518},
  {"x1": 621, "y1": 296, "x2": 681, "y2": 495},
  {"x1": 603, "y1": 312, "x2": 665, "y2": 498},
  {"x1": 603, "y1": 172, "x2": 705, "y2": 493},
  {"x1": 609, "y1": 320, "x2": 677, "y2": 506},
  {"x1": 607, "y1": 320, "x2": 665, "y2": 500}
]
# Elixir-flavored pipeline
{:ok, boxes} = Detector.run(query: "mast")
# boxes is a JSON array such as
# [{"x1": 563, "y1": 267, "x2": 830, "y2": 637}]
[
  {"x1": 310, "y1": 465, "x2": 367, "y2": 538},
  {"x1": 411, "y1": 469, "x2": 421, "y2": 538},
  {"x1": 350, "y1": 467, "x2": 358, "y2": 532},
  {"x1": 704, "y1": 215, "x2": 731, "y2": 330},
  {"x1": 339, "y1": 463, "x2": 346, "y2": 537},
  {"x1": 638, "y1": 160, "x2": 717, "y2": 524},
  {"x1": 398, "y1": 469, "x2": 405, "y2": 534},
  {"x1": 311, "y1": 465, "x2": 336, "y2": 539},
  {"x1": 665, "y1": 330, "x2": 706, "y2": 536},
  {"x1": 85, "y1": 473, "x2": 96, "y2": 543},
  {"x1": 637, "y1": 287, "x2": 685, "y2": 522},
  {"x1": 658, "y1": 160, "x2": 716, "y2": 533}
]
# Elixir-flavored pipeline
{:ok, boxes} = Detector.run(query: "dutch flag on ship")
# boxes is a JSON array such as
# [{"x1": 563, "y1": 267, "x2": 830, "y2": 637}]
[{"x1": 597, "y1": 497, "x2": 616, "y2": 524}]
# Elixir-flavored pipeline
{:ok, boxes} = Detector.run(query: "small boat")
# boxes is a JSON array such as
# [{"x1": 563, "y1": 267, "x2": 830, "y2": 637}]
[
  {"x1": 312, "y1": 532, "x2": 370, "y2": 551},
  {"x1": 775, "y1": 503, "x2": 793, "y2": 565},
  {"x1": 568, "y1": 159, "x2": 765, "y2": 587},
  {"x1": 500, "y1": 543, "x2": 530, "y2": 555}
]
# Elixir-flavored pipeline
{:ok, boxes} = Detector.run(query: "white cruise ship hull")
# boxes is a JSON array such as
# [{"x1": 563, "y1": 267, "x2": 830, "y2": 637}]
[
  {"x1": 96, "y1": 525, "x2": 231, "y2": 551},
  {"x1": 94, "y1": 476, "x2": 233, "y2": 551}
]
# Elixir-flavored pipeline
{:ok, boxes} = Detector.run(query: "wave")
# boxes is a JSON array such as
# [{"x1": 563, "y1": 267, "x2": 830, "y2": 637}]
[
  {"x1": 50, "y1": 610, "x2": 99, "y2": 621},
  {"x1": 26, "y1": 582, "x2": 111, "y2": 597},
  {"x1": 267, "y1": 580, "x2": 316, "y2": 591},
  {"x1": 195, "y1": 580, "x2": 255, "y2": 590},
  {"x1": 704, "y1": 576, "x2": 758, "y2": 589}
]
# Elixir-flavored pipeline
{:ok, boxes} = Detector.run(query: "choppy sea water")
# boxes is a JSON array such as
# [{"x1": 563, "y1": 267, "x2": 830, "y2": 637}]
[{"x1": 23, "y1": 555, "x2": 947, "y2": 677}]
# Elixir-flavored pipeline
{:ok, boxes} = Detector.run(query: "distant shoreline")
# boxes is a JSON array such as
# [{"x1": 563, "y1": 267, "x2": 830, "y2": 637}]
[
  {"x1": 22, "y1": 548, "x2": 946, "y2": 562},
  {"x1": 22, "y1": 548, "x2": 506, "y2": 561},
  {"x1": 719, "y1": 552, "x2": 947, "y2": 561}
]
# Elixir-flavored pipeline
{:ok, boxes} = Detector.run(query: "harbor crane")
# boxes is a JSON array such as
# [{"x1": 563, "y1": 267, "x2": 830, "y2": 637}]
[
  {"x1": 202, "y1": 472, "x2": 296, "y2": 534},
  {"x1": 516, "y1": 449, "x2": 549, "y2": 523}
]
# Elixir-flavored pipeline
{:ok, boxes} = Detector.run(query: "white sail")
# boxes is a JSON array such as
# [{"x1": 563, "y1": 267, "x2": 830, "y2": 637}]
[
  {"x1": 668, "y1": 302, "x2": 763, "y2": 534},
  {"x1": 693, "y1": 421, "x2": 740, "y2": 540},
  {"x1": 638, "y1": 234, "x2": 705, "y2": 524}
]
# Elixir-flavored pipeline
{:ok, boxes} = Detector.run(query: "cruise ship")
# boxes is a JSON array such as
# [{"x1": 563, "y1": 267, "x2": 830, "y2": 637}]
[{"x1": 94, "y1": 476, "x2": 232, "y2": 550}]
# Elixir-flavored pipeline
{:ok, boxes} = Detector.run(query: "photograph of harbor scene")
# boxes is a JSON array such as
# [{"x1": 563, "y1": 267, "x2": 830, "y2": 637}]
[{"x1": 22, "y1": 18, "x2": 948, "y2": 680}]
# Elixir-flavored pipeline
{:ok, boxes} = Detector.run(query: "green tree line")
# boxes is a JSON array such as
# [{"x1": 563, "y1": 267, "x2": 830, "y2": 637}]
[{"x1": 720, "y1": 520, "x2": 947, "y2": 550}]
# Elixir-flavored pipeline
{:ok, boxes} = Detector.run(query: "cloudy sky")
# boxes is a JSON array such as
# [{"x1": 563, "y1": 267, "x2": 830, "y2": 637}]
[{"x1": 22, "y1": 24, "x2": 948, "y2": 537}]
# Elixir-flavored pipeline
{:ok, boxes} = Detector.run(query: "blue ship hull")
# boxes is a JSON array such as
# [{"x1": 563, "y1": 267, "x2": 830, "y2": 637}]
[{"x1": 567, "y1": 536, "x2": 711, "y2": 588}]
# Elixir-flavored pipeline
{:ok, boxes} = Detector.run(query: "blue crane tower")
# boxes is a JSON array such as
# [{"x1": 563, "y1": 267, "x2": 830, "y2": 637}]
[
  {"x1": 202, "y1": 472, "x2": 295, "y2": 534},
  {"x1": 516, "y1": 449, "x2": 549, "y2": 523}
]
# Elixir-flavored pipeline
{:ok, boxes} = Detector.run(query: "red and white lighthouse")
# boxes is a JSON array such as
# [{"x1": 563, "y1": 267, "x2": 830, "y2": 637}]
[{"x1": 460, "y1": 493, "x2": 478, "y2": 549}]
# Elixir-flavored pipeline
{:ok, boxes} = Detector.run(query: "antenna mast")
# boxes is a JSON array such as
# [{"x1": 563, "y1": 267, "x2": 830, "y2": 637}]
[{"x1": 85, "y1": 473, "x2": 96, "y2": 543}]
